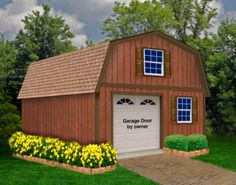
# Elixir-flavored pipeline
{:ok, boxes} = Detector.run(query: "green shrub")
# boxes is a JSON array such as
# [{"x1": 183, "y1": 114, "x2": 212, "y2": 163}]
[
  {"x1": 0, "y1": 103, "x2": 19, "y2": 116},
  {"x1": 164, "y1": 135, "x2": 188, "y2": 151},
  {"x1": 0, "y1": 102, "x2": 21, "y2": 139},
  {"x1": 0, "y1": 113, "x2": 21, "y2": 138},
  {"x1": 9, "y1": 132, "x2": 117, "y2": 168},
  {"x1": 187, "y1": 134, "x2": 208, "y2": 151},
  {"x1": 164, "y1": 134, "x2": 208, "y2": 151}
]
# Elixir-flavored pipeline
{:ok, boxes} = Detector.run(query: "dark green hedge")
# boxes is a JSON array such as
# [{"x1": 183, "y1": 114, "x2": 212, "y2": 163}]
[
  {"x1": 187, "y1": 134, "x2": 208, "y2": 151},
  {"x1": 164, "y1": 135, "x2": 188, "y2": 151},
  {"x1": 164, "y1": 134, "x2": 208, "y2": 151}
]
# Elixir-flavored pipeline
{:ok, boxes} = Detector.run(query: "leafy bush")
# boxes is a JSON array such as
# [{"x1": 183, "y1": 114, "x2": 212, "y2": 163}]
[
  {"x1": 164, "y1": 135, "x2": 188, "y2": 151},
  {"x1": 0, "y1": 103, "x2": 19, "y2": 116},
  {"x1": 187, "y1": 134, "x2": 208, "y2": 151},
  {"x1": 164, "y1": 134, "x2": 208, "y2": 151},
  {"x1": 9, "y1": 132, "x2": 117, "y2": 168},
  {"x1": 0, "y1": 113, "x2": 21, "y2": 138},
  {"x1": 0, "y1": 103, "x2": 21, "y2": 139}
]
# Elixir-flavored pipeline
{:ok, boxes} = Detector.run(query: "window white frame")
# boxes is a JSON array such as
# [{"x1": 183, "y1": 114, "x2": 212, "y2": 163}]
[
  {"x1": 177, "y1": 97, "x2": 192, "y2": 124},
  {"x1": 143, "y1": 48, "x2": 164, "y2": 76}
]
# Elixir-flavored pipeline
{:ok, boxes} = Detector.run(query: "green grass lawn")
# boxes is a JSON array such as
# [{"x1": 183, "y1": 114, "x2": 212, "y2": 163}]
[
  {"x1": 0, "y1": 140, "x2": 157, "y2": 185},
  {"x1": 194, "y1": 136, "x2": 236, "y2": 172}
]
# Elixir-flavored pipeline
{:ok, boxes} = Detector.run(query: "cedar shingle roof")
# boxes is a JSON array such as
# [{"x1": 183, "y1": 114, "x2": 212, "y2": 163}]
[
  {"x1": 18, "y1": 42, "x2": 110, "y2": 99},
  {"x1": 18, "y1": 31, "x2": 210, "y2": 99}
]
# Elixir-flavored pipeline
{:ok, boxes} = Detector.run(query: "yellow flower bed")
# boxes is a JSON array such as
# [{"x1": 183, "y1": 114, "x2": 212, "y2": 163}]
[{"x1": 9, "y1": 132, "x2": 117, "y2": 168}]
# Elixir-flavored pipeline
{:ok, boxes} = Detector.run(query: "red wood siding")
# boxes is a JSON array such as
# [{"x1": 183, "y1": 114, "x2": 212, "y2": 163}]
[
  {"x1": 104, "y1": 34, "x2": 202, "y2": 88},
  {"x1": 98, "y1": 34, "x2": 205, "y2": 145},
  {"x1": 98, "y1": 87, "x2": 204, "y2": 146},
  {"x1": 22, "y1": 94, "x2": 96, "y2": 144}
]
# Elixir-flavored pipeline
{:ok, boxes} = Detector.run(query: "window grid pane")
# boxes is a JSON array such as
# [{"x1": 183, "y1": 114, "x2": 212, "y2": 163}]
[
  {"x1": 177, "y1": 97, "x2": 192, "y2": 123},
  {"x1": 144, "y1": 48, "x2": 164, "y2": 76}
]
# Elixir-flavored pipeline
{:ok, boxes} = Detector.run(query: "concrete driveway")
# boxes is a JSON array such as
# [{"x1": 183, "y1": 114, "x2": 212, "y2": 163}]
[{"x1": 119, "y1": 154, "x2": 236, "y2": 185}]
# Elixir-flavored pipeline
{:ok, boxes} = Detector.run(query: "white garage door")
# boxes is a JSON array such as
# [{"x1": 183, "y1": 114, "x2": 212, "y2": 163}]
[{"x1": 113, "y1": 94, "x2": 160, "y2": 154}]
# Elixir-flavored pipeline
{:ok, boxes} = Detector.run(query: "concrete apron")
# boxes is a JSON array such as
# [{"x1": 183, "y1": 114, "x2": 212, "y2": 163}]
[{"x1": 117, "y1": 149, "x2": 163, "y2": 159}]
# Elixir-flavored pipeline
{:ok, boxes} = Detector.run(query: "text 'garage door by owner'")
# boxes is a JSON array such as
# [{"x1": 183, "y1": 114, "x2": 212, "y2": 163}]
[{"x1": 113, "y1": 94, "x2": 160, "y2": 153}]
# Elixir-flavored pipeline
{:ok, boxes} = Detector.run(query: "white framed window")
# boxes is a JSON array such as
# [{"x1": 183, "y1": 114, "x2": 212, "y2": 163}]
[
  {"x1": 177, "y1": 97, "x2": 192, "y2": 123},
  {"x1": 143, "y1": 48, "x2": 164, "y2": 76}
]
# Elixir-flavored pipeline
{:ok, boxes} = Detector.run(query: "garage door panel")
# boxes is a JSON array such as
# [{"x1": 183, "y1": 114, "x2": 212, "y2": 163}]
[
  {"x1": 113, "y1": 94, "x2": 160, "y2": 154},
  {"x1": 114, "y1": 132, "x2": 159, "y2": 138},
  {"x1": 113, "y1": 125, "x2": 159, "y2": 134}
]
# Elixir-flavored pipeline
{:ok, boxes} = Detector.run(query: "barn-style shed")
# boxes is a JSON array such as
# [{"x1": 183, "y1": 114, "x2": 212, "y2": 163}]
[{"x1": 18, "y1": 31, "x2": 210, "y2": 156}]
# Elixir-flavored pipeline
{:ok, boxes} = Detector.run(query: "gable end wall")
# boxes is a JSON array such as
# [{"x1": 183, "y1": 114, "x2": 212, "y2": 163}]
[{"x1": 97, "y1": 34, "x2": 205, "y2": 145}]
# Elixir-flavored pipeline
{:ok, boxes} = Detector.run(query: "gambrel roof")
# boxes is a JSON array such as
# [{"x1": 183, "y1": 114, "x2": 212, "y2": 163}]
[
  {"x1": 18, "y1": 31, "x2": 210, "y2": 99},
  {"x1": 18, "y1": 42, "x2": 109, "y2": 99}
]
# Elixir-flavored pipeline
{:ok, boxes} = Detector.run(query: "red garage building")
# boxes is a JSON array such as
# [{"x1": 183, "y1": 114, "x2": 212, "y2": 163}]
[{"x1": 18, "y1": 31, "x2": 210, "y2": 156}]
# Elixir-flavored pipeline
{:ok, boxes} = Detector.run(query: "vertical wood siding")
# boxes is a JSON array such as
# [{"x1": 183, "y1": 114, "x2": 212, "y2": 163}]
[
  {"x1": 21, "y1": 33, "x2": 206, "y2": 147},
  {"x1": 22, "y1": 94, "x2": 95, "y2": 145},
  {"x1": 98, "y1": 34, "x2": 205, "y2": 145},
  {"x1": 105, "y1": 34, "x2": 202, "y2": 88},
  {"x1": 98, "y1": 88, "x2": 204, "y2": 145}
]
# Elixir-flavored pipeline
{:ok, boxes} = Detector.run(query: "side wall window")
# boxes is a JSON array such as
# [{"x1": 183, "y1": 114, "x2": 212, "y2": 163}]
[{"x1": 177, "y1": 97, "x2": 192, "y2": 123}]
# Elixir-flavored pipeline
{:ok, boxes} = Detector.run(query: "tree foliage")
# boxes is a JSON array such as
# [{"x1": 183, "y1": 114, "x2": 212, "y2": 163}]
[
  {"x1": 0, "y1": 35, "x2": 16, "y2": 96},
  {"x1": 16, "y1": 4, "x2": 76, "y2": 61},
  {"x1": 205, "y1": 20, "x2": 236, "y2": 135},
  {"x1": 102, "y1": 0, "x2": 217, "y2": 42},
  {"x1": 0, "y1": 93, "x2": 21, "y2": 139},
  {"x1": 102, "y1": 0, "x2": 175, "y2": 40},
  {"x1": 160, "y1": 0, "x2": 217, "y2": 42},
  {"x1": 7, "y1": 4, "x2": 77, "y2": 107}
]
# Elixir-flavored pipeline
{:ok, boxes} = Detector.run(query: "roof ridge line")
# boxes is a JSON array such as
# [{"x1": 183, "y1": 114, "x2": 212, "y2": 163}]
[{"x1": 30, "y1": 41, "x2": 110, "y2": 66}]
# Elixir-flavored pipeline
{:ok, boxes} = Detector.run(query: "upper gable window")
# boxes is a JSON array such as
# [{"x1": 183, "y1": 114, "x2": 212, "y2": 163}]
[{"x1": 143, "y1": 48, "x2": 164, "y2": 76}]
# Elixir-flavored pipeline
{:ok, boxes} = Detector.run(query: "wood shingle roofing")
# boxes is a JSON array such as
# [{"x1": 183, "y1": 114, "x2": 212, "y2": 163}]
[
  {"x1": 18, "y1": 42, "x2": 110, "y2": 99},
  {"x1": 18, "y1": 31, "x2": 210, "y2": 99}
]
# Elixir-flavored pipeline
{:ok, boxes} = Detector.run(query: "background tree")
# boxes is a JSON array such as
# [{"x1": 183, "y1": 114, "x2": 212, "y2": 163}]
[
  {"x1": 0, "y1": 35, "x2": 16, "y2": 97},
  {"x1": 85, "y1": 39, "x2": 95, "y2": 47},
  {"x1": 205, "y1": 20, "x2": 236, "y2": 135},
  {"x1": 0, "y1": 100, "x2": 21, "y2": 139},
  {"x1": 102, "y1": 0, "x2": 217, "y2": 42},
  {"x1": 0, "y1": 35, "x2": 21, "y2": 139},
  {"x1": 7, "y1": 4, "x2": 77, "y2": 108},
  {"x1": 160, "y1": 0, "x2": 217, "y2": 43},
  {"x1": 102, "y1": 0, "x2": 175, "y2": 40}
]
